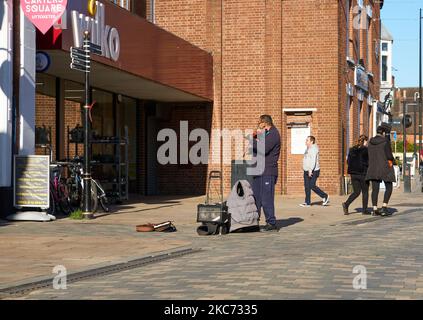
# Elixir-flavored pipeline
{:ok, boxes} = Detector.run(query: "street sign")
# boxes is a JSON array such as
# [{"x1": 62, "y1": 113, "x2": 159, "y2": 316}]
[
  {"x1": 393, "y1": 131, "x2": 397, "y2": 141},
  {"x1": 14, "y1": 155, "x2": 50, "y2": 209},
  {"x1": 89, "y1": 42, "x2": 102, "y2": 55},
  {"x1": 70, "y1": 46, "x2": 91, "y2": 73},
  {"x1": 71, "y1": 47, "x2": 88, "y2": 55},
  {"x1": 83, "y1": 42, "x2": 102, "y2": 55},
  {"x1": 71, "y1": 58, "x2": 90, "y2": 67},
  {"x1": 71, "y1": 48, "x2": 89, "y2": 58},
  {"x1": 70, "y1": 63, "x2": 90, "y2": 73}
]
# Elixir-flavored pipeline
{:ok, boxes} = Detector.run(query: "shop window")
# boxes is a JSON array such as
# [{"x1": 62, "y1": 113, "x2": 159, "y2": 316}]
[
  {"x1": 35, "y1": 73, "x2": 56, "y2": 158},
  {"x1": 382, "y1": 42, "x2": 388, "y2": 52},
  {"x1": 382, "y1": 55, "x2": 388, "y2": 82},
  {"x1": 64, "y1": 80, "x2": 84, "y2": 159},
  {"x1": 111, "y1": 0, "x2": 131, "y2": 11},
  {"x1": 117, "y1": 96, "x2": 137, "y2": 192}
]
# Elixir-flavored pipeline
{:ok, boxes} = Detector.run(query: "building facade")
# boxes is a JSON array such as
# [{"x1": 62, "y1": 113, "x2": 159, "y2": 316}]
[
  {"x1": 149, "y1": 0, "x2": 383, "y2": 196},
  {"x1": 1, "y1": 1, "x2": 384, "y2": 216},
  {"x1": 379, "y1": 22, "x2": 395, "y2": 127}
]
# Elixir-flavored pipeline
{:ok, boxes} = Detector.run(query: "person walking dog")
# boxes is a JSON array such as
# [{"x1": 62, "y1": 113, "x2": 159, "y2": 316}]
[
  {"x1": 300, "y1": 136, "x2": 329, "y2": 207},
  {"x1": 342, "y1": 135, "x2": 370, "y2": 215}
]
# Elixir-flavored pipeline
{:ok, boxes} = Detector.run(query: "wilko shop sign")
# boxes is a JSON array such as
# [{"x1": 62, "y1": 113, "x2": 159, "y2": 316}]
[
  {"x1": 71, "y1": 1, "x2": 120, "y2": 61},
  {"x1": 21, "y1": 0, "x2": 67, "y2": 34}
]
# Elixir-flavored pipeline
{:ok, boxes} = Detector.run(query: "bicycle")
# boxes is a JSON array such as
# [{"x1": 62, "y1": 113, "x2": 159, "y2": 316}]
[
  {"x1": 47, "y1": 162, "x2": 73, "y2": 216},
  {"x1": 66, "y1": 157, "x2": 109, "y2": 213}
]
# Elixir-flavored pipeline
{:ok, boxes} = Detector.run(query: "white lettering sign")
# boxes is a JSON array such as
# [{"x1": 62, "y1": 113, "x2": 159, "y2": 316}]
[{"x1": 71, "y1": 1, "x2": 120, "y2": 61}]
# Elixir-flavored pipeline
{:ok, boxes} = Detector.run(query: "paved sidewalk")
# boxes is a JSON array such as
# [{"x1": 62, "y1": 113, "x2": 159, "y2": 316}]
[{"x1": 0, "y1": 188, "x2": 422, "y2": 290}]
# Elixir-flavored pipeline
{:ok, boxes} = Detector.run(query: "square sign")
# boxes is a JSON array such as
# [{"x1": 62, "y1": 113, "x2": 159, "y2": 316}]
[{"x1": 14, "y1": 155, "x2": 50, "y2": 209}]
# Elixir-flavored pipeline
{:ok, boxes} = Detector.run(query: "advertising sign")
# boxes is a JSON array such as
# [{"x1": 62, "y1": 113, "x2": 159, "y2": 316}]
[
  {"x1": 291, "y1": 126, "x2": 310, "y2": 155},
  {"x1": 21, "y1": 0, "x2": 68, "y2": 34},
  {"x1": 355, "y1": 66, "x2": 369, "y2": 92},
  {"x1": 14, "y1": 155, "x2": 50, "y2": 209}
]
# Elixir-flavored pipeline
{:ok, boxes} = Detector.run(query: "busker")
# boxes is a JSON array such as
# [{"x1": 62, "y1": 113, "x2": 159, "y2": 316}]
[
  {"x1": 365, "y1": 125, "x2": 396, "y2": 216},
  {"x1": 342, "y1": 135, "x2": 370, "y2": 215},
  {"x1": 251, "y1": 115, "x2": 281, "y2": 232},
  {"x1": 300, "y1": 136, "x2": 329, "y2": 207}
]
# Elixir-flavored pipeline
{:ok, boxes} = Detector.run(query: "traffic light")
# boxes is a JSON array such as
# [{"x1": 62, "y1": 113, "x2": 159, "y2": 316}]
[
  {"x1": 403, "y1": 114, "x2": 412, "y2": 129},
  {"x1": 390, "y1": 116, "x2": 412, "y2": 130}
]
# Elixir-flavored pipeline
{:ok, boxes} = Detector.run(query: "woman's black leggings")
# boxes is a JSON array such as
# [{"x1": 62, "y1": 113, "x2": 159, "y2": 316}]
[
  {"x1": 371, "y1": 180, "x2": 393, "y2": 207},
  {"x1": 345, "y1": 175, "x2": 369, "y2": 209}
]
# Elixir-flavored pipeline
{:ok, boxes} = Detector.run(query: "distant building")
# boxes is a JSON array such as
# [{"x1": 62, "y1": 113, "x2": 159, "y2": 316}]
[{"x1": 378, "y1": 23, "x2": 395, "y2": 131}]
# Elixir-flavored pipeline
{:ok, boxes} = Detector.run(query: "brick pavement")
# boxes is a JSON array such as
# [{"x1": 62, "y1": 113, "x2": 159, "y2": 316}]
[
  {"x1": 4, "y1": 211, "x2": 423, "y2": 299},
  {"x1": 1, "y1": 189, "x2": 423, "y2": 299}
]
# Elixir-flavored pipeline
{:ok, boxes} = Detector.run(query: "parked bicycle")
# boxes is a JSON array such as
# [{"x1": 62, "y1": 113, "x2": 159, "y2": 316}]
[
  {"x1": 48, "y1": 162, "x2": 73, "y2": 216},
  {"x1": 66, "y1": 157, "x2": 109, "y2": 213}
]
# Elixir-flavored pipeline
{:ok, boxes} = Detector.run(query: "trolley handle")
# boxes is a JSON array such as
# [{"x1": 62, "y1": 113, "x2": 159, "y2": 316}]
[{"x1": 206, "y1": 170, "x2": 223, "y2": 205}]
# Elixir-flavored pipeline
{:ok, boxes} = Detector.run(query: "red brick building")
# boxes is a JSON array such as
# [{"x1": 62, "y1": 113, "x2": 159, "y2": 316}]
[
  {"x1": 34, "y1": 0, "x2": 383, "y2": 199},
  {"x1": 148, "y1": 0, "x2": 383, "y2": 196}
]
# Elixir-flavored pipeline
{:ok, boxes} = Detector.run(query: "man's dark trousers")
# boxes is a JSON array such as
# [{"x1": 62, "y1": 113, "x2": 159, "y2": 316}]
[
  {"x1": 303, "y1": 170, "x2": 327, "y2": 205},
  {"x1": 252, "y1": 175, "x2": 277, "y2": 225}
]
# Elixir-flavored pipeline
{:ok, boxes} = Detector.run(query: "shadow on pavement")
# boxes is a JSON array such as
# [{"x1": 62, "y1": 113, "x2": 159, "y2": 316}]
[
  {"x1": 0, "y1": 219, "x2": 12, "y2": 227},
  {"x1": 94, "y1": 203, "x2": 182, "y2": 218},
  {"x1": 275, "y1": 217, "x2": 304, "y2": 229},
  {"x1": 353, "y1": 207, "x2": 399, "y2": 214}
]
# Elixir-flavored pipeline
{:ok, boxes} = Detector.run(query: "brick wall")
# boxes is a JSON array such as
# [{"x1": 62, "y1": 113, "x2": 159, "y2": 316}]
[
  {"x1": 144, "y1": 0, "x2": 381, "y2": 196},
  {"x1": 33, "y1": 2, "x2": 383, "y2": 199},
  {"x1": 35, "y1": 94, "x2": 56, "y2": 158},
  {"x1": 155, "y1": 102, "x2": 212, "y2": 195},
  {"x1": 35, "y1": 92, "x2": 82, "y2": 161}
]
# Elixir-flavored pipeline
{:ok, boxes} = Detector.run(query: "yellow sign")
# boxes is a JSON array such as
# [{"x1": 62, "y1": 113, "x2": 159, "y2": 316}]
[{"x1": 88, "y1": 0, "x2": 97, "y2": 16}]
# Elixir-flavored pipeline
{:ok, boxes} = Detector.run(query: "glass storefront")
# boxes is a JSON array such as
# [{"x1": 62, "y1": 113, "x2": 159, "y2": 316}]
[
  {"x1": 35, "y1": 73, "x2": 139, "y2": 196},
  {"x1": 35, "y1": 73, "x2": 56, "y2": 159}
]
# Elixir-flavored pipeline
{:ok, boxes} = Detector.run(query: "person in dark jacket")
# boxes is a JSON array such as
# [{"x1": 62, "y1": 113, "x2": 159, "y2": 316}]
[
  {"x1": 342, "y1": 135, "x2": 369, "y2": 215},
  {"x1": 366, "y1": 126, "x2": 396, "y2": 216},
  {"x1": 251, "y1": 115, "x2": 281, "y2": 232}
]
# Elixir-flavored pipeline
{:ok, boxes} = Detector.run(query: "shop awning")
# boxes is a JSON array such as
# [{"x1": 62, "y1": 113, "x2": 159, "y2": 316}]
[{"x1": 37, "y1": 0, "x2": 213, "y2": 102}]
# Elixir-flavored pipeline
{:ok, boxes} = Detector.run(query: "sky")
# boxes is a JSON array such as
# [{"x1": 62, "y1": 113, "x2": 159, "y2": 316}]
[{"x1": 381, "y1": 0, "x2": 423, "y2": 87}]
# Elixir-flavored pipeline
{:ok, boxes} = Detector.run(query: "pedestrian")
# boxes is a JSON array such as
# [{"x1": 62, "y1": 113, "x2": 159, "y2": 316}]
[
  {"x1": 365, "y1": 125, "x2": 396, "y2": 216},
  {"x1": 251, "y1": 115, "x2": 281, "y2": 232},
  {"x1": 300, "y1": 136, "x2": 329, "y2": 207},
  {"x1": 420, "y1": 150, "x2": 423, "y2": 172},
  {"x1": 342, "y1": 135, "x2": 370, "y2": 215}
]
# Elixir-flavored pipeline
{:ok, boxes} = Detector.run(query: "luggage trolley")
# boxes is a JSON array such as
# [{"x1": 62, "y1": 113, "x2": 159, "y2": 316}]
[{"x1": 197, "y1": 171, "x2": 230, "y2": 235}]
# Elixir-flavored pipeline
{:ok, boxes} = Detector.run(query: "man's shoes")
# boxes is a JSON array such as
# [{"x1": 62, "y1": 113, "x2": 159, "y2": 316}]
[
  {"x1": 342, "y1": 202, "x2": 349, "y2": 215},
  {"x1": 261, "y1": 223, "x2": 279, "y2": 232},
  {"x1": 371, "y1": 208, "x2": 381, "y2": 216},
  {"x1": 379, "y1": 207, "x2": 392, "y2": 217},
  {"x1": 322, "y1": 196, "x2": 330, "y2": 206},
  {"x1": 299, "y1": 203, "x2": 311, "y2": 208}
]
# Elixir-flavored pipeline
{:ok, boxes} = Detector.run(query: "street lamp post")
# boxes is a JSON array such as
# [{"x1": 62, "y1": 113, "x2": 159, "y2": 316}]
[
  {"x1": 82, "y1": 32, "x2": 93, "y2": 219},
  {"x1": 403, "y1": 97, "x2": 411, "y2": 193}
]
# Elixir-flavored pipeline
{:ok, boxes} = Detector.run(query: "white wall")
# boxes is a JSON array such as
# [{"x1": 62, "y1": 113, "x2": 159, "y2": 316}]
[
  {"x1": 0, "y1": 0, "x2": 13, "y2": 187},
  {"x1": 19, "y1": 7, "x2": 36, "y2": 156},
  {"x1": 381, "y1": 39, "x2": 393, "y2": 89}
]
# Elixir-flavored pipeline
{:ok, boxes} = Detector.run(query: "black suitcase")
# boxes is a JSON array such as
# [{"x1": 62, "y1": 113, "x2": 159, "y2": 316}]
[{"x1": 197, "y1": 171, "x2": 230, "y2": 235}]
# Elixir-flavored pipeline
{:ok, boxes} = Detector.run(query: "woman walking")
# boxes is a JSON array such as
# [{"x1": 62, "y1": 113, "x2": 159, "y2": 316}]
[
  {"x1": 365, "y1": 125, "x2": 396, "y2": 216},
  {"x1": 342, "y1": 135, "x2": 369, "y2": 215}
]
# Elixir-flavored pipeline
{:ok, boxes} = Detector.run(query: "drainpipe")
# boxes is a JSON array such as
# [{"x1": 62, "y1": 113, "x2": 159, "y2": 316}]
[
  {"x1": 12, "y1": 0, "x2": 20, "y2": 157},
  {"x1": 150, "y1": 0, "x2": 155, "y2": 23}
]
